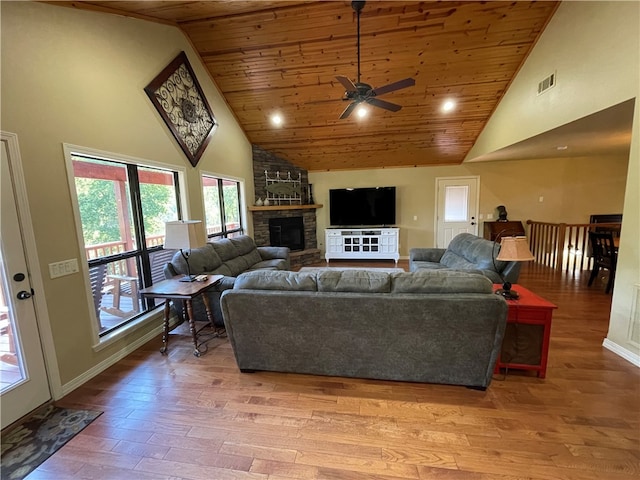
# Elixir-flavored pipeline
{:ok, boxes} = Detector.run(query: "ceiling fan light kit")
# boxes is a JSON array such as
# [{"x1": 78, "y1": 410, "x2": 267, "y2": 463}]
[{"x1": 336, "y1": 1, "x2": 416, "y2": 120}]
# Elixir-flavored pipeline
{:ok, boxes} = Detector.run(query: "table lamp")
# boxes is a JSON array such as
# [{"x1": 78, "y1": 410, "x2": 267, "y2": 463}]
[
  {"x1": 164, "y1": 220, "x2": 207, "y2": 282},
  {"x1": 493, "y1": 235, "x2": 535, "y2": 300}
]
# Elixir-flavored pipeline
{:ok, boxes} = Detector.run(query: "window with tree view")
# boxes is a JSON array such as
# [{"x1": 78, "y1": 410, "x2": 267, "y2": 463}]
[
  {"x1": 202, "y1": 175, "x2": 243, "y2": 239},
  {"x1": 71, "y1": 153, "x2": 183, "y2": 337}
]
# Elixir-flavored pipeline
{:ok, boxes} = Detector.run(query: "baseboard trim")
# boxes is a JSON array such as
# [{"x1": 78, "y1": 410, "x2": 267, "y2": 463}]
[
  {"x1": 602, "y1": 338, "x2": 640, "y2": 367},
  {"x1": 58, "y1": 316, "x2": 179, "y2": 398}
]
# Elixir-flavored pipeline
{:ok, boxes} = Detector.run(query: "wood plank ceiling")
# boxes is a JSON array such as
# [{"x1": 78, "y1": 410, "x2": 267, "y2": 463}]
[{"x1": 57, "y1": 1, "x2": 559, "y2": 171}]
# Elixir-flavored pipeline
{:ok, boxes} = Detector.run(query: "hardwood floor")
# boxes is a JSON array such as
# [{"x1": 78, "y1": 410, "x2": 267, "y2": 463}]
[{"x1": 32, "y1": 261, "x2": 639, "y2": 479}]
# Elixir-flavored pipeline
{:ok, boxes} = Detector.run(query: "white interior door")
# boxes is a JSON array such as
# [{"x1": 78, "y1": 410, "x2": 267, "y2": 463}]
[
  {"x1": 1, "y1": 133, "x2": 50, "y2": 429},
  {"x1": 435, "y1": 176, "x2": 479, "y2": 248}
]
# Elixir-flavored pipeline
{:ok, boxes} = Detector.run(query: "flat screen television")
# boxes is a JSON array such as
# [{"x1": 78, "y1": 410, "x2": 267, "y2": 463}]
[{"x1": 329, "y1": 187, "x2": 396, "y2": 227}]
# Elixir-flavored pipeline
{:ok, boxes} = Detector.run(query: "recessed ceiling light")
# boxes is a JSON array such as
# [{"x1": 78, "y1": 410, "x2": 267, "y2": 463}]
[
  {"x1": 442, "y1": 99, "x2": 456, "y2": 112},
  {"x1": 356, "y1": 105, "x2": 368, "y2": 119},
  {"x1": 271, "y1": 114, "x2": 283, "y2": 126}
]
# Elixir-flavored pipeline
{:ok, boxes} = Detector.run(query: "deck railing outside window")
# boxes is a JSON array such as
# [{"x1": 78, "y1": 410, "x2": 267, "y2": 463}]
[{"x1": 83, "y1": 226, "x2": 236, "y2": 265}]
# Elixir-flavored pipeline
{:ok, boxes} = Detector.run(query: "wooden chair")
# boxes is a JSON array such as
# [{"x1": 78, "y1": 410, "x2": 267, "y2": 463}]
[
  {"x1": 89, "y1": 264, "x2": 107, "y2": 327},
  {"x1": 587, "y1": 231, "x2": 617, "y2": 293},
  {"x1": 149, "y1": 249, "x2": 176, "y2": 284},
  {"x1": 104, "y1": 274, "x2": 139, "y2": 317},
  {"x1": 103, "y1": 250, "x2": 175, "y2": 317},
  {"x1": 100, "y1": 257, "x2": 139, "y2": 318}
]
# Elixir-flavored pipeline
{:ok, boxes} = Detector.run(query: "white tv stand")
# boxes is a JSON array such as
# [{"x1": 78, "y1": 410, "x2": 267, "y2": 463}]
[{"x1": 325, "y1": 228, "x2": 400, "y2": 264}]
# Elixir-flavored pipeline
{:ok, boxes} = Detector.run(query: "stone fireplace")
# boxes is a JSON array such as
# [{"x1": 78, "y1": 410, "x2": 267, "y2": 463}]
[
  {"x1": 269, "y1": 216, "x2": 305, "y2": 251},
  {"x1": 250, "y1": 145, "x2": 321, "y2": 268}
]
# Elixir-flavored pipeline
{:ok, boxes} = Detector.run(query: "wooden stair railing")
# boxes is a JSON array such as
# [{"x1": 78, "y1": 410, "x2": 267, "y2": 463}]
[{"x1": 526, "y1": 220, "x2": 621, "y2": 274}]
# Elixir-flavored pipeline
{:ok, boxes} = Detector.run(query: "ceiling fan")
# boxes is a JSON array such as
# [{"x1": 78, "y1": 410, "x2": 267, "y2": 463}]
[{"x1": 336, "y1": 1, "x2": 415, "y2": 120}]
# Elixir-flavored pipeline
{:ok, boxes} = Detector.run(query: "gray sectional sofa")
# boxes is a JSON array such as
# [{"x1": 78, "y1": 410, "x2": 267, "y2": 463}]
[
  {"x1": 220, "y1": 269, "x2": 508, "y2": 389},
  {"x1": 164, "y1": 235, "x2": 290, "y2": 325},
  {"x1": 409, "y1": 233, "x2": 522, "y2": 284}
]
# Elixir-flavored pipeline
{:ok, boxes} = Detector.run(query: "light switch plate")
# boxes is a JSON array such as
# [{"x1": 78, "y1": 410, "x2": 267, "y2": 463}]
[{"x1": 49, "y1": 258, "x2": 79, "y2": 279}]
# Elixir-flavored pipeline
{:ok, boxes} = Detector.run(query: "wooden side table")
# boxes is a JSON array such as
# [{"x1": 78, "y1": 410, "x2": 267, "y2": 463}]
[
  {"x1": 140, "y1": 275, "x2": 223, "y2": 357},
  {"x1": 493, "y1": 284, "x2": 557, "y2": 378}
]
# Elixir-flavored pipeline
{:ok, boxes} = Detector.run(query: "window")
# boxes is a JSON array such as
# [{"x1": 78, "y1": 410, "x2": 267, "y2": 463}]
[
  {"x1": 444, "y1": 185, "x2": 469, "y2": 222},
  {"x1": 68, "y1": 148, "x2": 185, "y2": 338},
  {"x1": 202, "y1": 174, "x2": 244, "y2": 239}
]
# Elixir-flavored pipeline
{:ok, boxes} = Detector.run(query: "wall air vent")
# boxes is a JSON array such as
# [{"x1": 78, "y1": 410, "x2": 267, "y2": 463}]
[{"x1": 537, "y1": 72, "x2": 556, "y2": 95}]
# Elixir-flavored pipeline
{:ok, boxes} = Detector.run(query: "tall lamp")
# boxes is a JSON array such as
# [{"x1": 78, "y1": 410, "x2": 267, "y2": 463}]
[
  {"x1": 164, "y1": 220, "x2": 207, "y2": 282},
  {"x1": 493, "y1": 235, "x2": 535, "y2": 300}
]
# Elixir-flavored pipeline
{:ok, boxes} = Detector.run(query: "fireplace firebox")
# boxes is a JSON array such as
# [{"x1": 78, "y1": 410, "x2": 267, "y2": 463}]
[{"x1": 269, "y1": 217, "x2": 305, "y2": 251}]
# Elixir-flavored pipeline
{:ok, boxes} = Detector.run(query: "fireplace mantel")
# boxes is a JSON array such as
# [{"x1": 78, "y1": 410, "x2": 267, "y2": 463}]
[{"x1": 248, "y1": 204, "x2": 323, "y2": 212}]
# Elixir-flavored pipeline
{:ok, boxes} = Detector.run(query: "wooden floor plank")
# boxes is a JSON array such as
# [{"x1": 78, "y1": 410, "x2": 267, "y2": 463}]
[{"x1": 38, "y1": 261, "x2": 639, "y2": 479}]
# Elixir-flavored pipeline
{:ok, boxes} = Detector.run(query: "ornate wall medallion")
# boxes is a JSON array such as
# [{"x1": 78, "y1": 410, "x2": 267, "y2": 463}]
[{"x1": 145, "y1": 52, "x2": 217, "y2": 167}]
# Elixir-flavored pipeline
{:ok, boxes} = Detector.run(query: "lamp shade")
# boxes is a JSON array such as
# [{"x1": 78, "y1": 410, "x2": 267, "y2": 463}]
[
  {"x1": 496, "y1": 236, "x2": 534, "y2": 261},
  {"x1": 164, "y1": 220, "x2": 207, "y2": 250}
]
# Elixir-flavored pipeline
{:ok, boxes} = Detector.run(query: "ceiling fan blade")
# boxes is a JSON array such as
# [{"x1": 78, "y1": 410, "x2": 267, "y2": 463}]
[
  {"x1": 336, "y1": 75, "x2": 358, "y2": 93},
  {"x1": 371, "y1": 77, "x2": 416, "y2": 96},
  {"x1": 339, "y1": 102, "x2": 358, "y2": 119},
  {"x1": 367, "y1": 97, "x2": 402, "y2": 112}
]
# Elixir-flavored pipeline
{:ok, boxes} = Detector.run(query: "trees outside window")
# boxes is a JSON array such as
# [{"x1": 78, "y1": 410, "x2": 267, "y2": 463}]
[
  {"x1": 69, "y1": 152, "x2": 183, "y2": 338},
  {"x1": 202, "y1": 175, "x2": 243, "y2": 239}
]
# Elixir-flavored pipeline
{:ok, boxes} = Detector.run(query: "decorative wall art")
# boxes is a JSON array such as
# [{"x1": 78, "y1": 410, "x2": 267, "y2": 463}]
[
  {"x1": 264, "y1": 171, "x2": 303, "y2": 205},
  {"x1": 144, "y1": 52, "x2": 217, "y2": 167}
]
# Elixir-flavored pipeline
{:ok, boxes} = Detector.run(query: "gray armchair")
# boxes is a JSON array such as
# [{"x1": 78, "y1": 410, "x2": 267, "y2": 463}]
[{"x1": 409, "y1": 233, "x2": 522, "y2": 284}]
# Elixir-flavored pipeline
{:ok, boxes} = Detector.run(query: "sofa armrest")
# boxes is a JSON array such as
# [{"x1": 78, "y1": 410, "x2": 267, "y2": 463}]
[
  {"x1": 163, "y1": 262, "x2": 178, "y2": 279},
  {"x1": 479, "y1": 269, "x2": 503, "y2": 284},
  {"x1": 215, "y1": 275, "x2": 237, "y2": 291},
  {"x1": 258, "y1": 246, "x2": 291, "y2": 270},
  {"x1": 258, "y1": 246, "x2": 290, "y2": 260},
  {"x1": 500, "y1": 261, "x2": 522, "y2": 284},
  {"x1": 409, "y1": 248, "x2": 446, "y2": 263}
]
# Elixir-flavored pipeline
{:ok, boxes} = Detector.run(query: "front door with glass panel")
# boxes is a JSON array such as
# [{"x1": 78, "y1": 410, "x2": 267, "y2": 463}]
[
  {"x1": 435, "y1": 176, "x2": 479, "y2": 248},
  {"x1": 1, "y1": 133, "x2": 50, "y2": 429}
]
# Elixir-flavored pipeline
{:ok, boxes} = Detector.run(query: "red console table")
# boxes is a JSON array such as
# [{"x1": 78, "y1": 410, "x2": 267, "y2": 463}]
[{"x1": 493, "y1": 284, "x2": 557, "y2": 378}]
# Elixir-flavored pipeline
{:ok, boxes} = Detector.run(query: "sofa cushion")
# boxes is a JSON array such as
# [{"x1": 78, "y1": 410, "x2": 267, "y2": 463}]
[
  {"x1": 391, "y1": 270, "x2": 492, "y2": 294},
  {"x1": 170, "y1": 244, "x2": 222, "y2": 274},
  {"x1": 211, "y1": 264, "x2": 233, "y2": 276},
  {"x1": 225, "y1": 256, "x2": 251, "y2": 276},
  {"x1": 317, "y1": 270, "x2": 391, "y2": 293},
  {"x1": 230, "y1": 236, "x2": 258, "y2": 255},
  {"x1": 211, "y1": 238, "x2": 239, "y2": 262},
  {"x1": 240, "y1": 250, "x2": 263, "y2": 267},
  {"x1": 234, "y1": 270, "x2": 318, "y2": 291}
]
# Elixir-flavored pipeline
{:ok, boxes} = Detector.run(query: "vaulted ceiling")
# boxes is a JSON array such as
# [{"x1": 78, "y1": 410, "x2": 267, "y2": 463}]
[{"x1": 55, "y1": 1, "x2": 561, "y2": 171}]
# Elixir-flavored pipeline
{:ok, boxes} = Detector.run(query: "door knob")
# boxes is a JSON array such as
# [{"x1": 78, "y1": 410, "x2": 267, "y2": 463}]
[{"x1": 16, "y1": 290, "x2": 33, "y2": 300}]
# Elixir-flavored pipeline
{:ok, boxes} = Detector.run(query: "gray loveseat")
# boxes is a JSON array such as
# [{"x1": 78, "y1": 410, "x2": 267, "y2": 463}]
[
  {"x1": 220, "y1": 269, "x2": 508, "y2": 389},
  {"x1": 164, "y1": 235, "x2": 290, "y2": 325},
  {"x1": 409, "y1": 233, "x2": 522, "y2": 284}
]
